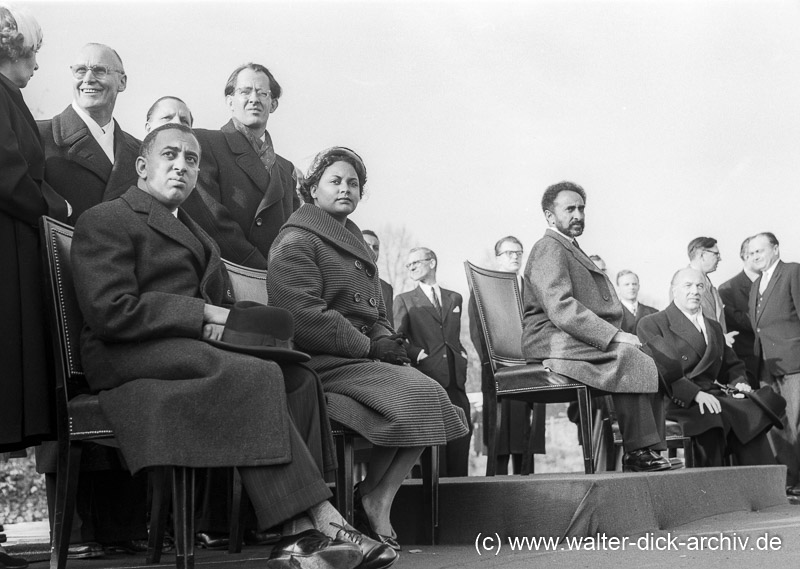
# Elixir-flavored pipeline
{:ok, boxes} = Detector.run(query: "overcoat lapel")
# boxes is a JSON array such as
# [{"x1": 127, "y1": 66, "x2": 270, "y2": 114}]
[
  {"x1": 54, "y1": 105, "x2": 113, "y2": 181},
  {"x1": 666, "y1": 303, "x2": 706, "y2": 359},
  {"x1": 412, "y1": 286, "x2": 441, "y2": 323},
  {"x1": 103, "y1": 121, "x2": 142, "y2": 201},
  {"x1": 546, "y1": 230, "x2": 603, "y2": 276},
  {"x1": 221, "y1": 120, "x2": 271, "y2": 196}
]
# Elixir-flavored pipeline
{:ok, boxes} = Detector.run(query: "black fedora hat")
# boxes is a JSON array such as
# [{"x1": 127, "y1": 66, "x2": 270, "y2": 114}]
[
  {"x1": 745, "y1": 387, "x2": 786, "y2": 431},
  {"x1": 206, "y1": 301, "x2": 310, "y2": 363}
]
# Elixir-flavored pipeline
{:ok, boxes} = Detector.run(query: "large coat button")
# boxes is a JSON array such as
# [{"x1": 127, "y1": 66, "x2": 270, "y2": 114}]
[
  {"x1": 360, "y1": 325, "x2": 369, "y2": 334},
  {"x1": 366, "y1": 267, "x2": 375, "y2": 277},
  {"x1": 255, "y1": 217, "x2": 263, "y2": 227},
  {"x1": 369, "y1": 298, "x2": 377, "y2": 307},
  {"x1": 353, "y1": 293, "x2": 362, "y2": 302},
  {"x1": 355, "y1": 260, "x2": 363, "y2": 270}
]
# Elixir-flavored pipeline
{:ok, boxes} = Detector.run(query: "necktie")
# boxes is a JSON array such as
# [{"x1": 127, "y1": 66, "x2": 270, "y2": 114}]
[
  {"x1": 694, "y1": 314, "x2": 706, "y2": 345},
  {"x1": 431, "y1": 288, "x2": 442, "y2": 318}
]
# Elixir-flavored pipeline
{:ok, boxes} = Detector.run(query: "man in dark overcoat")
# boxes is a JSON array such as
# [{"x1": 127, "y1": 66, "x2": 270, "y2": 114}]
[
  {"x1": 193, "y1": 63, "x2": 300, "y2": 269},
  {"x1": 395, "y1": 247, "x2": 472, "y2": 476},
  {"x1": 71, "y1": 123, "x2": 393, "y2": 569},
  {"x1": 522, "y1": 181, "x2": 671, "y2": 472},
  {"x1": 638, "y1": 268, "x2": 777, "y2": 467}
]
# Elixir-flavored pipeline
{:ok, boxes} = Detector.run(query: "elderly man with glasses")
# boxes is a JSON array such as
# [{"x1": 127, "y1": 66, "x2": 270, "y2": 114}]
[
  {"x1": 193, "y1": 63, "x2": 300, "y2": 269},
  {"x1": 394, "y1": 247, "x2": 472, "y2": 476}
]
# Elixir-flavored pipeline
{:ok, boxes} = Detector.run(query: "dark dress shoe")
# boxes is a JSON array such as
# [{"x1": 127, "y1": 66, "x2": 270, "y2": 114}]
[
  {"x1": 622, "y1": 449, "x2": 671, "y2": 472},
  {"x1": 67, "y1": 542, "x2": 104, "y2": 559},
  {"x1": 332, "y1": 523, "x2": 398, "y2": 569},
  {"x1": 104, "y1": 538, "x2": 173, "y2": 554},
  {"x1": 786, "y1": 485, "x2": 800, "y2": 496},
  {"x1": 268, "y1": 529, "x2": 362, "y2": 569},
  {"x1": 0, "y1": 551, "x2": 29, "y2": 569},
  {"x1": 195, "y1": 531, "x2": 229, "y2": 549},
  {"x1": 245, "y1": 528, "x2": 282, "y2": 545},
  {"x1": 353, "y1": 485, "x2": 400, "y2": 552},
  {"x1": 668, "y1": 457, "x2": 684, "y2": 470}
]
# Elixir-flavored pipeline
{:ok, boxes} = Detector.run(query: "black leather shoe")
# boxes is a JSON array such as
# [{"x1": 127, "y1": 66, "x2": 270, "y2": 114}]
[
  {"x1": 332, "y1": 523, "x2": 398, "y2": 569},
  {"x1": 268, "y1": 529, "x2": 362, "y2": 569},
  {"x1": 353, "y1": 485, "x2": 400, "y2": 552},
  {"x1": 195, "y1": 531, "x2": 229, "y2": 550},
  {"x1": 668, "y1": 457, "x2": 684, "y2": 470},
  {"x1": 103, "y1": 538, "x2": 173, "y2": 554},
  {"x1": 245, "y1": 528, "x2": 282, "y2": 546},
  {"x1": 0, "y1": 551, "x2": 29, "y2": 569},
  {"x1": 67, "y1": 542, "x2": 104, "y2": 559},
  {"x1": 622, "y1": 449, "x2": 671, "y2": 472},
  {"x1": 786, "y1": 485, "x2": 800, "y2": 497}
]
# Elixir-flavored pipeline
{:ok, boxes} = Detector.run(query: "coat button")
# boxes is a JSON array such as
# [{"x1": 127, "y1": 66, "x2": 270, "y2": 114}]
[
  {"x1": 366, "y1": 268, "x2": 375, "y2": 277},
  {"x1": 355, "y1": 260, "x2": 363, "y2": 270},
  {"x1": 255, "y1": 217, "x2": 263, "y2": 227},
  {"x1": 681, "y1": 355, "x2": 688, "y2": 361},
  {"x1": 353, "y1": 293, "x2": 362, "y2": 302},
  {"x1": 603, "y1": 295, "x2": 609, "y2": 301},
  {"x1": 360, "y1": 325, "x2": 369, "y2": 334},
  {"x1": 369, "y1": 298, "x2": 377, "y2": 307}
]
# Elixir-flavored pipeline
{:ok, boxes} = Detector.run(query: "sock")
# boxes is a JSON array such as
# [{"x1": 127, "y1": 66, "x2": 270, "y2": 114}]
[
  {"x1": 281, "y1": 514, "x2": 314, "y2": 537},
  {"x1": 307, "y1": 501, "x2": 352, "y2": 539}
]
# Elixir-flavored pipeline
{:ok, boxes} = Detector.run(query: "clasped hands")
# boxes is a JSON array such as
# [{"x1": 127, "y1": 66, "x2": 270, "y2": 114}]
[
  {"x1": 202, "y1": 304, "x2": 230, "y2": 342},
  {"x1": 369, "y1": 334, "x2": 411, "y2": 366}
]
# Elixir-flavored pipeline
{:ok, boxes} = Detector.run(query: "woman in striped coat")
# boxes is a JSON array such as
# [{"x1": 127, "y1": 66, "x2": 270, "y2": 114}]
[{"x1": 268, "y1": 147, "x2": 468, "y2": 550}]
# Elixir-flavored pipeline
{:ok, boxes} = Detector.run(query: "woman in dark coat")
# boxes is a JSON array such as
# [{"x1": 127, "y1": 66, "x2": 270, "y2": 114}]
[
  {"x1": 268, "y1": 147, "x2": 468, "y2": 549},
  {"x1": 0, "y1": 4, "x2": 67, "y2": 454}
]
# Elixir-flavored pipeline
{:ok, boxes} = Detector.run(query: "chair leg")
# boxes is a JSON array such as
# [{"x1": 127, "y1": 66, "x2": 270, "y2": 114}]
[
  {"x1": 576, "y1": 388, "x2": 595, "y2": 474},
  {"x1": 420, "y1": 446, "x2": 439, "y2": 545},
  {"x1": 485, "y1": 396, "x2": 499, "y2": 476},
  {"x1": 50, "y1": 440, "x2": 82, "y2": 569},
  {"x1": 228, "y1": 468, "x2": 246, "y2": 554},
  {"x1": 172, "y1": 467, "x2": 196, "y2": 569},
  {"x1": 684, "y1": 437, "x2": 695, "y2": 468},
  {"x1": 520, "y1": 403, "x2": 537, "y2": 475},
  {"x1": 147, "y1": 466, "x2": 172, "y2": 564},
  {"x1": 335, "y1": 432, "x2": 355, "y2": 524}
]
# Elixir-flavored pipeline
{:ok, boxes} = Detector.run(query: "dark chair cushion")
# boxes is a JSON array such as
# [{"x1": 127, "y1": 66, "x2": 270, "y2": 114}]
[
  {"x1": 494, "y1": 363, "x2": 590, "y2": 403},
  {"x1": 68, "y1": 394, "x2": 115, "y2": 439}
]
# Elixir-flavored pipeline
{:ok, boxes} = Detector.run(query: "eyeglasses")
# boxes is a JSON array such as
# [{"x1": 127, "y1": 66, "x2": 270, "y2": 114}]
[
  {"x1": 497, "y1": 250, "x2": 524, "y2": 258},
  {"x1": 703, "y1": 250, "x2": 721, "y2": 259},
  {"x1": 70, "y1": 64, "x2": 124, "y2": 80},
  {"x1": 233, "y1": 87, "x2": 272, "y2": 101},
  {"x1": 405, "y1": 258, "x2": 432, "y2": 270}
]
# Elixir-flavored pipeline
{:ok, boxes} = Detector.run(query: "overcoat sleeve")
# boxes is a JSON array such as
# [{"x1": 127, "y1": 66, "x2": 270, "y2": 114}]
[
  {"x1": 72, "y1": 206, "x2": 206, "y2": 342},
  {"x1": 637, "y1": 316, "x2": 701, "y2": 406},
  {"x1": 529, "y1": 238, "x2": 619, "y2": 350},
  {"x1": 267, "y1": 229, "x2": 373, "y2": 358}
]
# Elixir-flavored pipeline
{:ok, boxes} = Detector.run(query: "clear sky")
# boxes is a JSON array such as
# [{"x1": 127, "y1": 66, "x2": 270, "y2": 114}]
[{"x1": 21, "y1": 0, "x2": 800, "y2": 307}]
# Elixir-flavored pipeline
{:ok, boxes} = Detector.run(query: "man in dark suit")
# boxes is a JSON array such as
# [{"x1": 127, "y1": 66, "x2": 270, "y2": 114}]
[
  {"x1": 719, "y1": 236, "x2": 760, "y2": 388},
  {"x1": 638, "y1": 268, "x2": 776, "y2": 467},
  {"x1": 37, "y1": 43, "x2": 144, "y2": 557},
  {"x1": 71, "y1": 123, "x2": 393, "y2": 569},
  {"x1": 468, "y1": 236, "x2": 545, "y2": 474},
  {"x1": 522, "y1": 181, "x2": 672, "y2": 472},
  {"x1": 748, "y1": 232, "x2": 800, "y2": 495},
  {"x1": 362, "y1": 230, "x2": 394, "y2": 327},
  {"x1": 616, "y1": 270, "x2": 658, "y2": 335},
  {"x1": 394, "y1": 247, "x2": 471, "y2": 476},
  {"x1": 194, "y1": 63, "x2": 300, "y2": 269}
]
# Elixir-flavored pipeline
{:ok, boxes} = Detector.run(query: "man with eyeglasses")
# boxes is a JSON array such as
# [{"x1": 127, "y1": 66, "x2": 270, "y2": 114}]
[
  {"x1": 38, "y1": 43, "x2": 139, "y2": 224},
  {"x1": 194, "y1": 63, "x2": 300, "y2": 269},
  {"x1": 468, "y1": 236, "x2": 546, "y2": 474},
  {"x1": 394, "y1": 248, "x2": 472, "y2": 476},
  {"x1": 683, "y1": 237, "x2": 737, "y2": 347},
  {"x1": 37, "y1": 43, "x2": 147, "y2": 558}
]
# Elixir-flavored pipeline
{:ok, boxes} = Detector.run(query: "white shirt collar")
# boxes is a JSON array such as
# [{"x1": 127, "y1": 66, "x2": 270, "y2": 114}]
[
  {"x1": 547, "y1": 226, "x2": 574, "y2": 243},
  {"x1": 71, "y1": 101, "x2": 115, "y2": 164},
  {"x1": 621, "y1": 300, "x2": 638, "y2": 314},
  {"x1": 762, "y1": 260, "x2": 779, "y2": 282},
  {"x1": 418, "y1": 281, "x2": 441, "y2": 302},
  {"x1": 678, "y1": 306, "x2": 707, "y2": 337}
]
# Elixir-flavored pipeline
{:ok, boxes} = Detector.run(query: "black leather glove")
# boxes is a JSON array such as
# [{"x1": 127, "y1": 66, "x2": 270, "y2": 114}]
[{"x1": 368, "y1": 335, "x2": 411, "y2": 365}]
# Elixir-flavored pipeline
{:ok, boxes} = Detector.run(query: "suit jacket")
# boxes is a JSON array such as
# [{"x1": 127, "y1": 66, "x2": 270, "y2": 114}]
[
  {"x1": 620, "y1": 302, "x2": 658, "y2": 335},
  {"x1": 194, "y1": 121, "x2": 300, "y2": 268},
  {"x1": 394, "y1": 286, "x2": 468, "y2": 390},
  {"x1": 521, "y1": 229, "x2": 657, "y2": 393},
  {"x1": 380, "y1": 279, "x2": 394, "y2": 327},
  {"x1": 749, "y1": 260, "x2": 800, "y2": 377},
  {"x1": 638, "y1": 303, "x2": 775, "y2": 443},
  {"x1": 719, "y1": 270, "x2": 756, "y2": 364},
  {"x1": 701, "y1": 276, "x2": 727, "y2": 334},
  {"x1": 71, "y1": 186, "x2": 291, "y2": 473},
  {"x1": 0, "y1": 73, "x2": 68, "y2": 451},
  {"x1": 38, "y1": 105, "x2": 140, "y2": 224}
]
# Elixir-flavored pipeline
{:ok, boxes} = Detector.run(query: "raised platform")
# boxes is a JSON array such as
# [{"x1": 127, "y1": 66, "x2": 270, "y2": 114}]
[{"x1": 393, "y1": 465, "x2": 788, "y2": 544}]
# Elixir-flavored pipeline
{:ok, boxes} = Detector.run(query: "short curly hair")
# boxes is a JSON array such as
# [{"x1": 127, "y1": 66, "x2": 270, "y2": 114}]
[
  {"x1": 298, "y1": 147, "x2": 367, "y2": 204},
  {"x1": 0, "y1": 5, "x2": 42, "y2": 62}
]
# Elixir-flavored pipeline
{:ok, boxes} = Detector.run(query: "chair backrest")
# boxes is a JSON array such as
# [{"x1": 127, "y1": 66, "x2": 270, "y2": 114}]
[
  {"x1": 223, "y1": 259, "x2": 269, "y2": 304},
  {"x1": 464, "y1": 260, "x2": 525, "y2": 371},
  {"x1": 40, "y1": 216, "x2": 85, "y2": 388}
]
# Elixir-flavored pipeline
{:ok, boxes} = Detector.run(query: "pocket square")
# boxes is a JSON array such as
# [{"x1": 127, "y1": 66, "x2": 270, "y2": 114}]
[{"x1": 453, "y1": 306, "x2": 460, "y2": 313}]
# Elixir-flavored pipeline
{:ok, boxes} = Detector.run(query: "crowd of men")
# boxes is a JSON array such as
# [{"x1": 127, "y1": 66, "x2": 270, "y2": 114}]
[{"x1": 4, "y1": 35, "x2": 799, "y2": 568}]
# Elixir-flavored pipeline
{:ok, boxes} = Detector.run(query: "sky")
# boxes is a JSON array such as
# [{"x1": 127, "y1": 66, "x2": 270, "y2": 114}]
[{"x1": 19, "y1": 0, "x2": 800, "y2": 308}]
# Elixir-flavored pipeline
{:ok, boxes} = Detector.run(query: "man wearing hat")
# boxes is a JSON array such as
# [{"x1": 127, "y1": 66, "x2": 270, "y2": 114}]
[
  {"x1": 637, "y1": 267, "x2": 780, "y2": 467},
  {"x1": 70, "y1": 123, "x2": 396, "y2": 569}
]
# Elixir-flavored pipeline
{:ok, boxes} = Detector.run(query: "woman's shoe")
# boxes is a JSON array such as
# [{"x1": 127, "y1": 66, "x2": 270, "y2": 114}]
[{"x1": 352, "y1": 485, "x2": 400, "y2": 552}]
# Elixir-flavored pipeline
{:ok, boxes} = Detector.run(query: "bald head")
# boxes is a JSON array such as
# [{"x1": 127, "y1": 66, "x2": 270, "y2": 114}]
[{"x1": 671, "y1": 267, "x2": 705, "y2": 314}]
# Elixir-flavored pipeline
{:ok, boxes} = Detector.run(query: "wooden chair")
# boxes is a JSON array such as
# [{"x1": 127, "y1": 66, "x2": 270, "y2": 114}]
[
  {"x1": 39, "y1": 216, "x2": 235, "y2": 569},
  {"x1": 332, "y1": 426, "x2": 440, "y2": 544},
  {"x1": 464, "y1": 261, "x2": 597, "y2": 475}
]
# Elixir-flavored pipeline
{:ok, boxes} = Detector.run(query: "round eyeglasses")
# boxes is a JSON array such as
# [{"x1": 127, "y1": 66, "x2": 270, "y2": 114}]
[{"x1": 70, "y1": 64, "x2": 124, "y2": 80}]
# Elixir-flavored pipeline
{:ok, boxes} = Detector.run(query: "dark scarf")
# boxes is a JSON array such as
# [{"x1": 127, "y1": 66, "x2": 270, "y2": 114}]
[{"x1": 231, "y1": 117, "x2": 277, "y2": 172}]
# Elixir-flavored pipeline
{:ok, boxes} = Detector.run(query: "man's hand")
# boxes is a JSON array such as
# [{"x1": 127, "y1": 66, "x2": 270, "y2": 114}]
[
  {"x1": 611, "y1": 330, "x2": 642, "y2": 348},
  {"x1": 733, "y1": 382, "x2": 752, "y2": 395},
  {"x1": 694, "y1": 391, "x2": 721, "y2": 414},
  {"x1": 418, "y1": 350, "x2": 428, "y2": 362},
  {"x1": 203, "y1": 323, "x2": 225, "y2": 341},
  {"x1": 203, "y1": 304, "x2": 230, "y2": 325},
  {"x1": 724, "y1": 331, "x2": 738, "y2": 348}
]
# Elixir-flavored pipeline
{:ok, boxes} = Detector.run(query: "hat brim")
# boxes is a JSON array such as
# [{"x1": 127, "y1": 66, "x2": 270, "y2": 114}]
[
  {"x1": 205, "y1": 338, "x2": 311, "y2": 363},
  {"x1": 745, "y1": 388, "x2": 785, "y2": 430}
]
